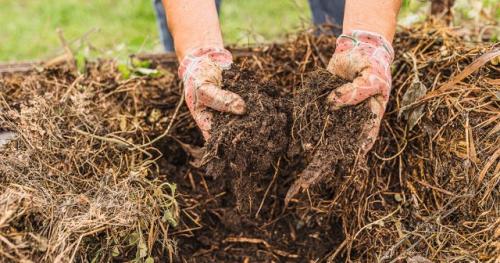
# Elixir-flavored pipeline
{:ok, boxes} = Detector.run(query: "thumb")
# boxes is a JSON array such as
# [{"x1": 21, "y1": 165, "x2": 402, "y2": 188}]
[{"x1": 197, "y1": 83, "x2": 247, "y2": 115}]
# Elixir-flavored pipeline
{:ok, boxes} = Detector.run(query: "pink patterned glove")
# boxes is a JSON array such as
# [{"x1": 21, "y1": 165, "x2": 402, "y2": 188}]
[
  {"x1": 179, "y1": 48, "x2": 246, "y2": 139},
  {"x1": 327, "y1": 30, "x2": 394, "y2": 154}
]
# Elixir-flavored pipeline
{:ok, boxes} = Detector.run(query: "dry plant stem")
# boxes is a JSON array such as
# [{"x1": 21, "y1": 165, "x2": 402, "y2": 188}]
[
  {"x1": 255, "y1": 157, "x2": 281, "y2": 218},
  {"x1": 56, "y1": 28, "x2": 76, "y2": 70},
  {"x1": 0, "y1": 20, "x2": 498, "y2": 262},
  {"x1": 140, "y1": 92, "x2": 185, "y2": 148}
]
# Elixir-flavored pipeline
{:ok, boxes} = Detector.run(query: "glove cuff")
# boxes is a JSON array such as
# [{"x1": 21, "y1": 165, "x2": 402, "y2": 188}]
[
  {"x1": 338, "y1": 30, "x2": 395, "y2": 62},
  {"x1": 178, "y1": 47, "x2": 233, "y2": 81}
]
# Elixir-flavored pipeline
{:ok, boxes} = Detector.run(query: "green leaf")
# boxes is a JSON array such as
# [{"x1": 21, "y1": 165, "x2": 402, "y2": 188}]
[
  {"x1": 137, "y1": 236, "x2": 148, "y2": 259},
  {"x1": 128, "y1": 232, "x2": 140, "y2": 245},
  {"x1": 162, "y1": 209, "x2": 178, "y2": 228},
  {"x1": 117, "y1": 64, "x2": 131, "y2": 79},
  {"x1": 112, "y1": 246, "x2": 120, "y2": 257},
  {"x1": 132, "y1": 58, "x2": 152, "y2": 68},
  {"x1": 75, "y1": 52, "x2": 86, "y2": 74},
  {"x1": 394, "y1": 193, "x2": 403, "y2": 202},
  {"x1": 145, "y1": 257, "x2": 155, "y2": 263}
]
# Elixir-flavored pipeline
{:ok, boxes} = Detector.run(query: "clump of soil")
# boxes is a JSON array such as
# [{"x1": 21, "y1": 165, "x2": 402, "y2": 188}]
[
  {"x1": 286, "y1": 69, "x2": 374, "y2": 201},
  {"x1": 204, "y1": 67, "x2": 374, "y2": 209},
  {"x1": 2, "y1": 22, "x2": 498, "y2": 262},
  {"x1": 204, "y1": 66, "x2": 291, "y2": 212},
  {"x1": 193, "y1": 66, "x2": 348, "y2": 261}
]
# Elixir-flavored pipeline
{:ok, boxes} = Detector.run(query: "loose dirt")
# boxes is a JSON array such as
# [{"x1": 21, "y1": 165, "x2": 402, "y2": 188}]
[
  {"x1": 191, "y1": 66, "x2": 372, "y2": 262},
  {"x1": 286, "y1": 69, "x2": 373, "y2": 202},
  {"x1": 204, "y1": 67, "x2": 291, "y2": 213},
  {"x1": 1, "y1": 21, "x2": 497, "y2": 263}
]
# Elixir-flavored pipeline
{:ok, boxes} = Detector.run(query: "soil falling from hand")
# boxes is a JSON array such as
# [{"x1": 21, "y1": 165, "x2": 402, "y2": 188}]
[
  {"x1": 3, "y1": 25, "x2": 496, "y2": 262},
  {"x1": 205, "y1": 67, "x2": 374, "y2": 210},
  {"x1": 199, "y1": 67, "x2": 374, "y2": 261},
  {"x1": 286, "y1": 69, "x2": 374, "y2": 202},
  {"x1": 204, "y1": 67, "x2": 291, "y2": 212}
]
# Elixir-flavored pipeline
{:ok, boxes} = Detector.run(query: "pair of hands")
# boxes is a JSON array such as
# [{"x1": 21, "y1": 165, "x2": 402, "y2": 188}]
[{"x1": 179, "y1": 30, "x2": 394, "y2": 155}]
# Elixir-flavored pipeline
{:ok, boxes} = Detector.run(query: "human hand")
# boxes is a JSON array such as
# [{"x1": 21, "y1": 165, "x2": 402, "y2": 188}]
[
  {"x1": 327, "y1": 30, "x2": 394, "y2": 154},
  {"x1": 178, "y1": 48, "x2": 246, "y2": 139}
]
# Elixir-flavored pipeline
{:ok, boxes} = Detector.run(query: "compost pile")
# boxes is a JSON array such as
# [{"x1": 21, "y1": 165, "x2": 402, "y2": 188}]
[{"x1": 1, "y1": 21, "x2": 498, "y2": 262}]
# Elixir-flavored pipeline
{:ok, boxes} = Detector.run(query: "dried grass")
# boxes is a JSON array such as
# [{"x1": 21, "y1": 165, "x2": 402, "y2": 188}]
[
  {"x1": 235, "y1": 20, "x2": 499, "y2": 262},
  {"x1": 0, "y1": 67, "x2": 180, "y2": 262},
  {"x1": 0, "y1": 20, "x2": 498, "y2": 262}
]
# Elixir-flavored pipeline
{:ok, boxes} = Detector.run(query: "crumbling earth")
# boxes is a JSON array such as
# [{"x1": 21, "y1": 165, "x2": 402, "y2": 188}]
[
  {"x1": 285, "y1": 69, "x2": 373, "y2": 203},
  {"x1": 0, "y1": 21, "x2": 498, "y2": 262},
  {"x1": 204, "y1": 67, "x2": 291, "y2": 213}
]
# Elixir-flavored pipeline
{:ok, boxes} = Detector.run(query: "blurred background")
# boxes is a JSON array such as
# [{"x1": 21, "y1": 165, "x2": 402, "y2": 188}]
[{"x1": 1, "y1": 0, "x2": 498, "y2": 62}]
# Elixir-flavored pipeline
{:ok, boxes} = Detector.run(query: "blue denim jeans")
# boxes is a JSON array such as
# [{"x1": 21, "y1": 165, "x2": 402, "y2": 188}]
[{"x1": 153, "y1": 0, "x2": 345, "y2": 52}]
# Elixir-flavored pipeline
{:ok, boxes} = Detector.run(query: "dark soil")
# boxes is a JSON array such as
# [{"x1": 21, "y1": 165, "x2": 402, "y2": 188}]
[
  {"x1": 4, "y1": 23, "x2": 494, "y2": 263},
  {"x1": 178, "y1": 66, "x2": 371, "y2": 262},
  {"x1": 170, "y1": 158, "x2": 345, "y2": 262},
  {"x1": 286, "y1": 69, "x2": 373, "y2": 202},
  {"x1": 204, "y1": 66, "x2": 291, "y2": 213}
]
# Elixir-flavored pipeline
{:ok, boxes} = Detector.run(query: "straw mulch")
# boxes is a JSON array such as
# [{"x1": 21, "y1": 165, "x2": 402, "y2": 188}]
[{"x1": 0, "y1": 21, "x2": 498, "y2": 262}]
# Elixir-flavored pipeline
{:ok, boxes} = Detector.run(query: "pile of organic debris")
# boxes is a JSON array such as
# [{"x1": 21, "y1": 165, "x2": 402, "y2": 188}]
[{"x1": 0, "y1": 21, "x2": 498, "y2": 262}]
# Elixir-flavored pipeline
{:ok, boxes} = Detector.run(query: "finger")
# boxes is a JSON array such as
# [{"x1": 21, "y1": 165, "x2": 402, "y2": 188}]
[
  {"x1": 327, "y1": 71, "x2": 387, "y2": 109},
  {"x1": 284, "y1": 157, "x2": 326, "y2": 207},
  {"x1": 359, "y1": 96, "x2": 387, "y2": 155},
  {"x1": 327, "y1": 52, "x2": 369, "y2": 81},
  {"x1": 191, "y1": 107, "x2": 213, "y2": 140},
  {"x1": 197, "y1": 84, "x2": 247, "y2": 115}
]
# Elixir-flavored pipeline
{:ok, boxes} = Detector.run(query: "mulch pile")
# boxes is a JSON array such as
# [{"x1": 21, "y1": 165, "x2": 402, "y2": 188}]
[{"x1": 1, "y1": 21, "x2": 498, "y2": 262}]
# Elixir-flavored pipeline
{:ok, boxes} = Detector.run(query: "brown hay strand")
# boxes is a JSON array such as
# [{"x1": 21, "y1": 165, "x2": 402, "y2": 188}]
[{"x1": 1, "y1": 20, "x2": 498, "y2": 262}]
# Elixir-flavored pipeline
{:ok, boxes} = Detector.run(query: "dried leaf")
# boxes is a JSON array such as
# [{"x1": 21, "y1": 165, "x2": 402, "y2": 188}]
[
  {"x1": 137, "y1": 236, "x2": 148, "y2": 259},
  {"x1": 407, "y1": 255, "x2": 433, "y2": 263},
  {"x1": 399, "y1": 80, "x2": 427, "y2": 129},
  {"x1": 0, "y1": 131, "x2": 16, "y2": 149}
]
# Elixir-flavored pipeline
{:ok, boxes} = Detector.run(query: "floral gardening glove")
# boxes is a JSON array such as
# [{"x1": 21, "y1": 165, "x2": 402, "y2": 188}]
[
  {"x1": 327, "y1": 30, "x2": 394, "y2": 155},
  {"x1": 178, "y1": 48, "x2": 246, "y2": 139}
]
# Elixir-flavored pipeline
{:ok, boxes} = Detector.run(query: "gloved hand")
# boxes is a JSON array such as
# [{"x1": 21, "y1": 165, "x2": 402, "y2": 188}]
[
  {"x1": 327, "y1": 30, "x2": 394, "y2": 155},
  {"x1": 178, "y1": 48, "x2": 246, "y2": 139}
]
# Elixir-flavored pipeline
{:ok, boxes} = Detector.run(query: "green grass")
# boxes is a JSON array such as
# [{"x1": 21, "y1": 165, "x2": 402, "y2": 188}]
[
  {"x1": 0, "y1": 0, "x2": 310, "y2": 62},
  {"x1": 0, "y1": 0, "x2": 159, "y2": 61},
  {"x1": 220, "y1": 0, "x2": 310, "y2": 46},
  {"x1": 0, "y1": 0, "x2": 497, "y2": 62}
]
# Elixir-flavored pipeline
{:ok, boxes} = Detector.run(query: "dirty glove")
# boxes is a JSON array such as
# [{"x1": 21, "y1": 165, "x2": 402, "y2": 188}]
[
  {"x1": 327, "y1": 30, "x2": 394, "y2": 154},
  {"x1": 179, "y1": 48, "x2": 246, "y2": 139}
]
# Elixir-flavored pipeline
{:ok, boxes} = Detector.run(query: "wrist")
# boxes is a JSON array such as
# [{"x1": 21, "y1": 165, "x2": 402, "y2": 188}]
[
  {"x1": 342, "y1": 0, "x2": 401, "y2": 43},
  {"x1": 337, "y1": 30, "x2": 394, "y2": 62},
  {"x1": 342, "y1": 23, "x2": 396, "y2": 43},
  {"x1": 177, "y1": 41, "x2": 225, "y2": 61}
]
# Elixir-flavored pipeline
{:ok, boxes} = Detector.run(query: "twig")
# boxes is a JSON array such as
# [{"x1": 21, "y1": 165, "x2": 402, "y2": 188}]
[
  {"x1": 255, "y1": 157, "x2": 281, "y2": 218},
  {"x1": 56, "y1": 28, "x2": 76, "y2": 70},
  {"x1": 140, "y1": 92, "x2": 185, "y2": 148}
]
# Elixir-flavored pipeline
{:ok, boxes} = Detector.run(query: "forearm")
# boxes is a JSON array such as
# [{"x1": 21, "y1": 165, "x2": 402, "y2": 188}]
[
  {"x1": 163, "y1": 0, "x2": 223, "y2": 60},
  {"x1": 343, "y1": 0, "x2": 402, "y2": 42}
]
